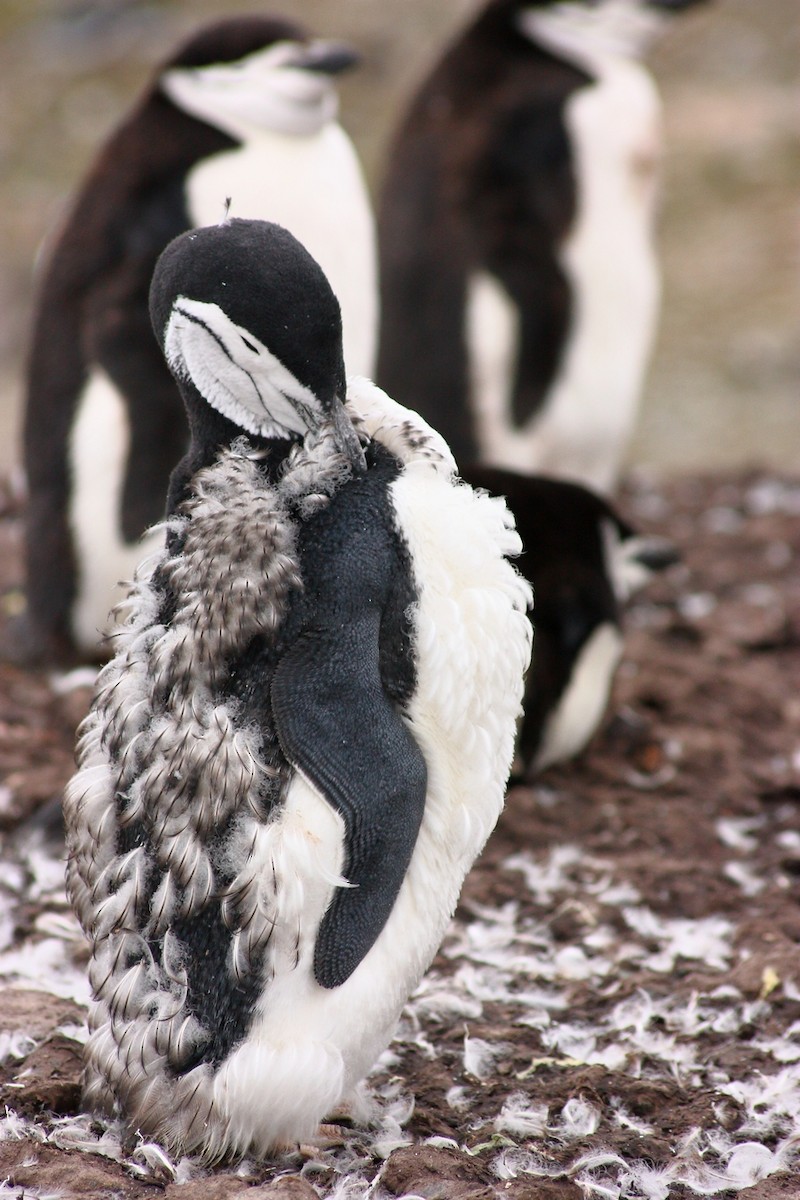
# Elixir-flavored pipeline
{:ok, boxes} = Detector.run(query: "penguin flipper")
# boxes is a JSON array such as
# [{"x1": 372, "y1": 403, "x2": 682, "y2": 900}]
[{"x1": 271, "y1": 619, "x2": 427, "y2": 989}]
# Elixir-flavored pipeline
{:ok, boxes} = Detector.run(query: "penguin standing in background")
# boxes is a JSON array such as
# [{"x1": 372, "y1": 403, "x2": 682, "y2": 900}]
[
  {"x1": 462, "y1": 464, "x2": 677, "y2": 775},
  {"x1": 17, "y1": 15, "x2": 377, "y2": 663},
  {"x1": 64, "y1": 219, "x2": 531, "y2": 1160},
  {"x1": 377, "y1": 0, "x2": 707, "y2": 494}
]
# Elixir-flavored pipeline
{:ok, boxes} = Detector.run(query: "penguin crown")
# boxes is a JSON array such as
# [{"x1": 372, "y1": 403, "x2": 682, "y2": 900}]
[
  {"x1": 149, "y1": 219, "x2": 347, "y2": 442},
  {"x1": 160, "y1": 19, "x2": 359, "y2": 139}
]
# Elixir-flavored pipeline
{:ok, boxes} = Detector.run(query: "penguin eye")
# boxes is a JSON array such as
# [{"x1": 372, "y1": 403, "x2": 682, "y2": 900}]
[{"x1": 241, "y1": 335, "x2": 260, "y2": 354}]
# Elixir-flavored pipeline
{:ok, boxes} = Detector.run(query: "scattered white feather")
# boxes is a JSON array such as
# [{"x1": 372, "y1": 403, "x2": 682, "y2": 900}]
[
  {"x1": 556, "y1": 1097, "x2": 601, "y2": 1140},
  {"x1": 755, "y1": 1021, "x2": 800, "y2": 1064},
  {"x1": 0, "y1": 938, "x2": 90, "y2": 1004},
  {"x1": 492, "y1": 1145, "x2": 560, "y2": 1180},
  {"x1": 0, "y1": 1185, "x2": 63, "y2": 1200},
  {"x1": 0, "y1": 907, "x2": 14, "y2": 953},
  {"x1": 724, "y1": 1140, "x2": 793, "y2": 1187},
  {"x1": 0, "y1": 1030, "x2": 37, "y2": 1063},
  {"x1": 716, "y1": 817, "x2": 763, "y2": 852},
  {"x1": 724, "y1": 861, "x2": 765, "y2": 897},
  {"x1": 610, "y1": 1101, "x2": 655, "y2": 1136},
  {"x1": 49, "y1": 666, "x2": 99, "y2": 695},
  {"x1": 494, "y1": 1093, "x2": 549, "y2": 1138},
  {"x1": 621, "y1": 908, "x2": 734, "y2": 972},
  {"x1": 463, "y1": 1032, "x2": 509, "y2": 1081},
  {"x1": 721, "y1": 1064, "x2": 800, "y2": 1135},
  {"x1": 504, "y1": 845, "x2": 586, "y2": 905},
  {"x1": 2, "y1": 809, "x2": 799, "y2": 1197},
  {"x1": 446, "y1": 1086, "x2": 472, "y2": 1113},
  {"x1": 678, "y1": 592, "x2": 717, "y2": 621},
  {"x1": 746, "y1": 479, "x2": 800, "y2": 516}
]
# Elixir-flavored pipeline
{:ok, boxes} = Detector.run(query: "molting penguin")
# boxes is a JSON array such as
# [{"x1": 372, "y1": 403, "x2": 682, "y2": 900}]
[
  {"x1": 18, "y1": 14, "x2": 376, "y2": 664},
  {"x1": 377, "y1": 0, "x2": 707, "y2": 494},
  {"x1": 64, "y1": 218, "x2": 531, "y2": 1160},
  {"x1": 462, "y1": 464, "x2": 677, "y2": 775}
]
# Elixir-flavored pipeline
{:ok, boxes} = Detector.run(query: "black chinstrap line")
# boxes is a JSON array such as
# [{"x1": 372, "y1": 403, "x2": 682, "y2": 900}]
[{"x1": 175, "y1": 302, "x2": 321, "y2": 436}]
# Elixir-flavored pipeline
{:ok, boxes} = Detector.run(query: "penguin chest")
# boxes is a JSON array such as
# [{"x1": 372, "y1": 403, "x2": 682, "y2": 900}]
[
  {"x1": 547, "y1": 58, "x2": 663, "y2": 457},
  {"x1": 386, "y1": 465, "x2": 531, "y2": 883},
  {"x1": 182, "y1": 126, "x2": 377, "y2": 377},
  {"x1": 470, "y1": 59, "x2": 662, "y2": 491},
  {"x1": 248, "y1": 463, "x2": 531, "y2": 1091}
]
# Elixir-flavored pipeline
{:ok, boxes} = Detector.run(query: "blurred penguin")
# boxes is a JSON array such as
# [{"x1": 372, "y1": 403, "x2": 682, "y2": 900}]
[
  {"x1": 378, "y1": 0, "x2": 708, "y2": 493},
  {"x1": 16, "y1": 15, "x2": 376, "y2": 663},
  {"x1": 462, "y1": 465, "x2": 677, "y2": 775}
]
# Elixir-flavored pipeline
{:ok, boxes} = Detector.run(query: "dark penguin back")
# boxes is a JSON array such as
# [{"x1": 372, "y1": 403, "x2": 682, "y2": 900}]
[{"x1": 377, "y1": 0, "x2": 590, "y2": 464}]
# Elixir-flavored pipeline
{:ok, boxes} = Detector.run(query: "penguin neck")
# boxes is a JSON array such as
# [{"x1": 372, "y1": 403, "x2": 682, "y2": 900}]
[{"x1": 166, "y1": 386, "x2": 292, "y2": 516}]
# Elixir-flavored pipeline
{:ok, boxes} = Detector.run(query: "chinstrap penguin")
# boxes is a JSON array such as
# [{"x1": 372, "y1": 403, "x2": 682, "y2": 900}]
[
  {"x1": 462, "y1": 464, "x2": 677, "y2": 774},
  {"x1": 17, "y1": 14, "x2": 376, "y2": 664},
  {"x1": 377, "y1": 0, "x2": 708, "y2": 494},
  {"x1": 64, "y1": 218, "x2": 531, "y2": 1160}
]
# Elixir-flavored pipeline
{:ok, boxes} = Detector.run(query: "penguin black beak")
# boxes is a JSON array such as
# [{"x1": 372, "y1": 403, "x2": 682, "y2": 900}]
[
  {"x1": 291, "y1": 40, "x2": 361, "y2": 77},
  {"x1": 630, "y1": 536, "x2": 680, "y2": 573},
  {"x1": 646, "y1": 0, "x2": 709, "y2": 10}
]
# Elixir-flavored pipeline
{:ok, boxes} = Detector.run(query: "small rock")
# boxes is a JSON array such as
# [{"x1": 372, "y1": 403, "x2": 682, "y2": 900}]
[
  {"x1": 248, "y1": 1177, "x2": 320, "y2": 1200},
  {"x1": 6, "y1": 1034, "x2": 83, "y2": 1114},
  {"x1": 383, "y1": 1144, "x2": 495, "y2": 1199},
  {"x1": 164, "y1": 1176, "x2": 249, "y2": 1200},
  {"x1": 0, "y1": 988, "x2": 84, "y2": 1039}
]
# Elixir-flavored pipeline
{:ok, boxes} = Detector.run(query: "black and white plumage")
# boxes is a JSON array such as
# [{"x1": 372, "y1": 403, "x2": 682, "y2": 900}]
[
  {"x1": 377, "y1": 0, "x2": 707, "y2": 494},
  {"x1": 463, "y1": 464, "x2": 677, "y2": 774},
  {"x1": 18, "y1": 15, "x2": 376, "y2": 663},
  {"x1": 64, "y1": 219, "x2": 531, "y2": 1159}
]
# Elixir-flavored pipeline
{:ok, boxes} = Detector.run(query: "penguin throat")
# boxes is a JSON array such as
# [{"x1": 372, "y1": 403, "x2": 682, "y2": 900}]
[{"x1": 518, "y1": 1, "x2": 667, "y2": 68}]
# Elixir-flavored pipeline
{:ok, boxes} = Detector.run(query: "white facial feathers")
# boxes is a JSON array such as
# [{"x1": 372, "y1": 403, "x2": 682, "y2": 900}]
[
  {"x1": 161, "y1": 41, "x2": 339, "y2": 140},
  {"x1": 518, "y1": 1, "x2": 667, "y2": 67},
  {"x1": 164, "y1": 295, "x2": 323, "y2": 439}
]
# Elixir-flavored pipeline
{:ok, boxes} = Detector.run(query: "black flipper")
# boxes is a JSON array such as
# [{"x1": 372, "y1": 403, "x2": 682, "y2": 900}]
[
  {"x1": 270, "y1": 461, "x2": 426, "y2": 989},
  {"x1": 272, "y1": 619, "x2": 426, "y2": 989}
]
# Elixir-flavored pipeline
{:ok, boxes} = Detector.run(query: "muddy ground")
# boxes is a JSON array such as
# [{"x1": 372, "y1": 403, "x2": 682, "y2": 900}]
[{"x1": 0, "y1": 464, "x2": 798, "y2": 1198}]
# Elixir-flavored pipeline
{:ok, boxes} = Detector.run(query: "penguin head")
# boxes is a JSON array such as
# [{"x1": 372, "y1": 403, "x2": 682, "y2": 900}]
[
  {"x1": 520, "y1": 513, "x2": 677, "y2": 773},
  {"x1": 159, "y1": 16, "x2": 360, "y2": 139},
  {"x1": 149, "y1": 217, "x2": 363, "y2": 466},
  {"x1": 514, "y1": 0, "x2": 708, "y2": 60},
  {"x1": 602, "y1": 519, "x2": 679, "y2": 604}
]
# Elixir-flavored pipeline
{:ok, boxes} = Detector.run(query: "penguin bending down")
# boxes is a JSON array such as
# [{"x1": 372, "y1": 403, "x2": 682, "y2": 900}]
[
  {"x1": 377, "y1": 0, "x2": 707, "y2": 494},
  {"x1": 17, "y1": 15, "x2": 376, "y2": 664},
  {"x1": 461, "y1": 465, "x2": 677, "y2": 775},
  {"x1": 64, "y1": 219, "x2": 531, "y2": 1160}
]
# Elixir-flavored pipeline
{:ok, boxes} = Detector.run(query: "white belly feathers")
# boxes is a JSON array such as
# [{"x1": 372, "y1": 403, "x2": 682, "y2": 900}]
[{"x1": 468, "y1": 56, "x2": 662, "y2": 493}]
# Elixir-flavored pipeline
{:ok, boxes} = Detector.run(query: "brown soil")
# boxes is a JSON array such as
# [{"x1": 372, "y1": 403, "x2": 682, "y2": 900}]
[{"x1": 0, "y1": 465, "x2": 799, "y2": 1198}]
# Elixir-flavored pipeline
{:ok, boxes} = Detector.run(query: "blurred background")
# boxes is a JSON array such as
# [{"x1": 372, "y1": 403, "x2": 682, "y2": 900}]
[{"x1": 0, "y1": 0, "x2": 797, "y2": 478}]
